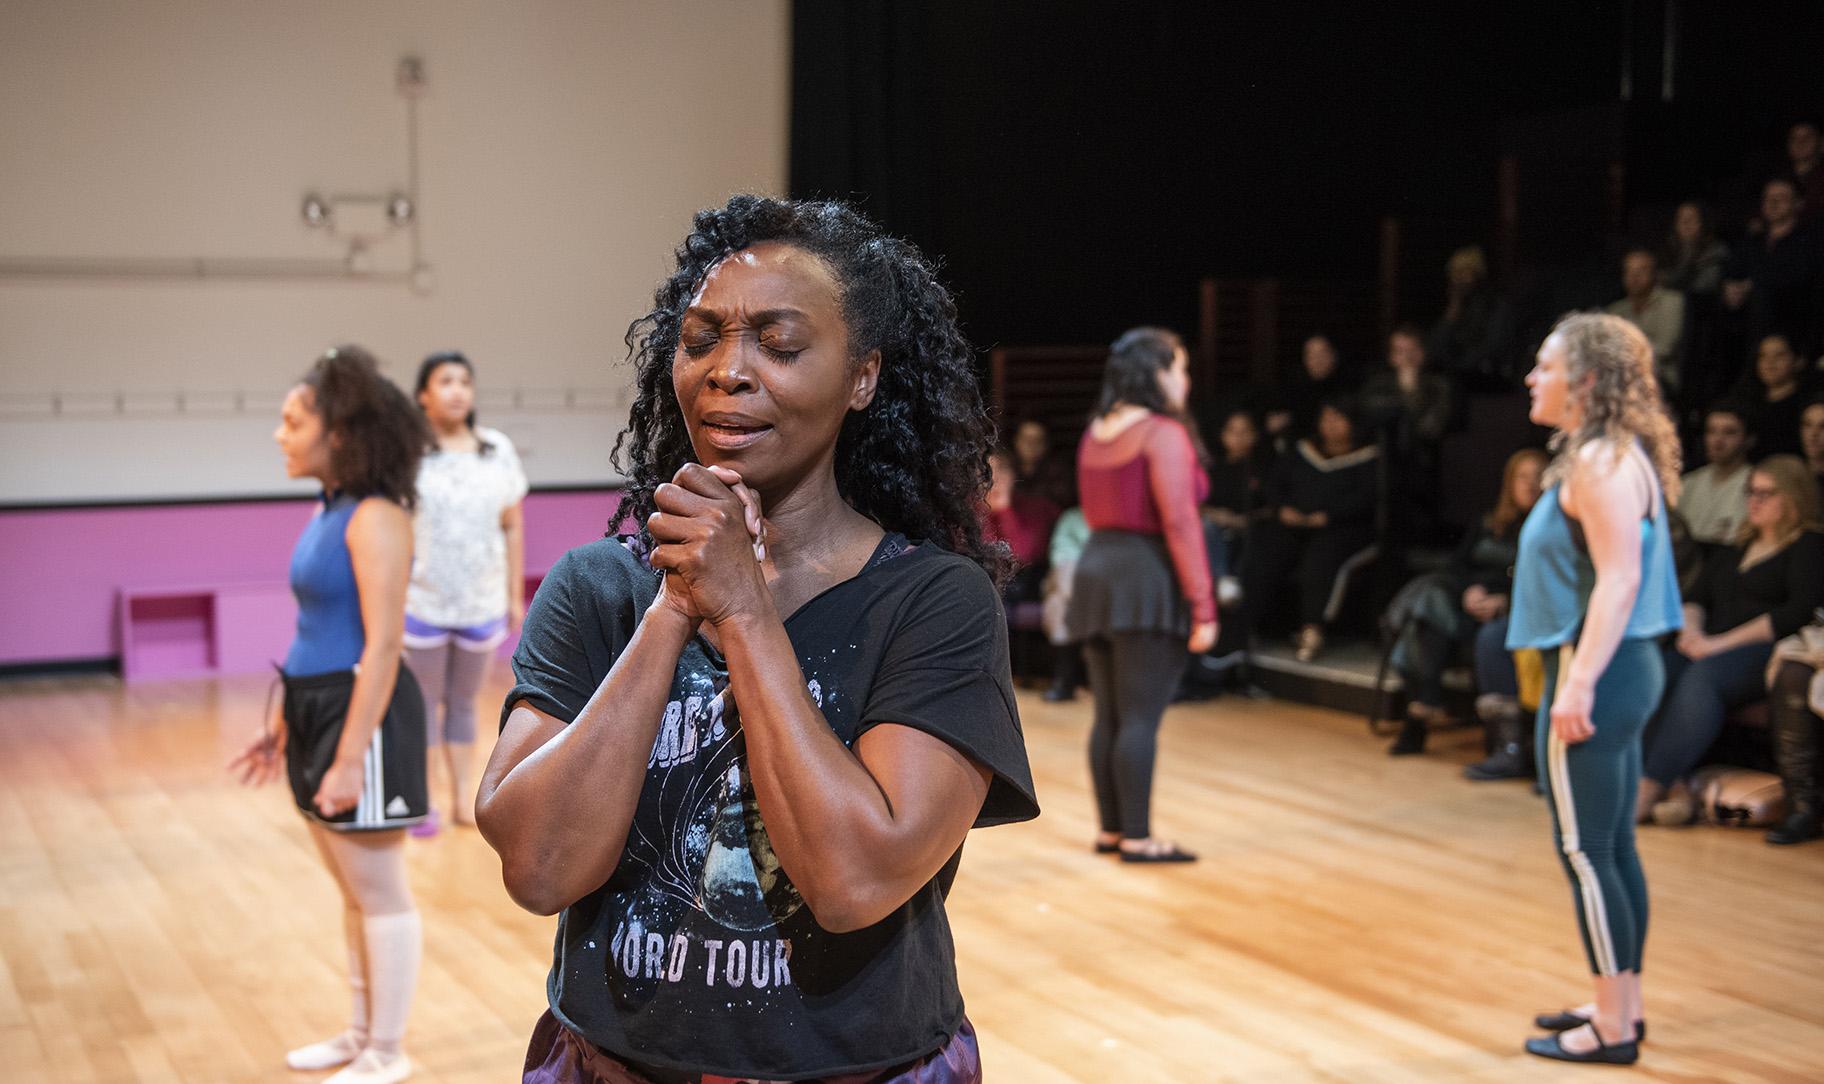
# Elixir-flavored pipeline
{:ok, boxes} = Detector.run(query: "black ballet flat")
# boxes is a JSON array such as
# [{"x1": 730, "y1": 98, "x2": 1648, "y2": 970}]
[
  {"x1": 1524, "y1": 1024, "x2": 1639, "y2": 1065},
  {"x1": 1534, "y1": 1010, "x2": 1646, "y2": 1041},
  {"x1": 1118, "y1": 843, "x2": 1197, "y2": 863}
]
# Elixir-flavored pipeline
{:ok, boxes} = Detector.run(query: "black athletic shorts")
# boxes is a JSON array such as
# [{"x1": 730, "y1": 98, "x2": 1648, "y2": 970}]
[{"x1": 282, "y1": 664, "x2": 428, "y2": 831}]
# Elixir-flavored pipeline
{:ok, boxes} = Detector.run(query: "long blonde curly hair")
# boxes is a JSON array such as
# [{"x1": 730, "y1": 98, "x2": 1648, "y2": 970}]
[{"x1": 1540, "y1": 312, "x2": 1682, "y2": 504}]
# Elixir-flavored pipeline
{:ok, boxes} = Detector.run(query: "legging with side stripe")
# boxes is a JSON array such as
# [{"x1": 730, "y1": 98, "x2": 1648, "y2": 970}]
[{"x1": 1537, "y1": 638, "x2": 1662, "y2": 976}]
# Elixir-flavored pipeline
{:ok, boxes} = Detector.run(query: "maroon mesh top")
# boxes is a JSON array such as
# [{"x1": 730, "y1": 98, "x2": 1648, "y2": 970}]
[{"x1": 1076, "y1": 414, "x2": 1215, "y2": 624}]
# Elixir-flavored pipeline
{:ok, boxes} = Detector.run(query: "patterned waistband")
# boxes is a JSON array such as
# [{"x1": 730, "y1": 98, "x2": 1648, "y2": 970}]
[{"x1": 523, "y1": 1011, "x2": 980, "y2": 1084}]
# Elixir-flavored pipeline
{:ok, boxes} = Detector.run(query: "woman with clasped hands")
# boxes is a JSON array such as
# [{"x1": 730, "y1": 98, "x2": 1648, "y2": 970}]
[{"x1": 476, "y1": 196, "x2": 1038, "y2": 1084}]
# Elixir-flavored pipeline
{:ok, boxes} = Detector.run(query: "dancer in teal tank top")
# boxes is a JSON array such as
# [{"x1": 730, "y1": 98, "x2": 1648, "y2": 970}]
[{"x1": 1508, "y1": 314, "x2": 1684, "y2": 1066}]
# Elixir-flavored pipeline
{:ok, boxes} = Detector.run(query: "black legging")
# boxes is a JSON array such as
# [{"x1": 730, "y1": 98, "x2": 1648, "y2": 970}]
[
  {"x1": 1241, "y1": 521, "x2": 1374, "y2": 631},
  {"x1": 1082, "y1": 631, "x2": 1187, "y2": 839}
]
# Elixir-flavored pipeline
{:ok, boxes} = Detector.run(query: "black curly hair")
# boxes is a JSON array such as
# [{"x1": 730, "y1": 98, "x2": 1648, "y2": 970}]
[
  {"x1": 612, "y1": 194, "x2": 1008, "y2": 583},
  {"x1": 300, "y1": 345, "x2": 427, "y2": 509}
]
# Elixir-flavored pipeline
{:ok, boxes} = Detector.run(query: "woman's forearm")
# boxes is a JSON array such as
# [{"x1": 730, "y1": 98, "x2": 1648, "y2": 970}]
[
  {"x1": 716, "y1": 610, "x2": 908, "y2": 932},
  {"x1": 478, "y1": 603, "x2": 694, "y2": 912},
  {"x1": 1567, "y1": 572, "x2": 1640, "y2": 692},
  {"x1": 504, "y1": 505, "x2": 526, "y2": 614}
]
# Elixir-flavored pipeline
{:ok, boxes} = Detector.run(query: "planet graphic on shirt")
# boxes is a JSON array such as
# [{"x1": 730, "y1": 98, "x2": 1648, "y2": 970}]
[{"x1": 695, "y1": 764, "x2": 805, "y2": 931}]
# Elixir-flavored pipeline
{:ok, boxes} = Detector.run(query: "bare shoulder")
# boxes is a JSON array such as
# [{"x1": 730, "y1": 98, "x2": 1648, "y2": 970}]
[
  {"x1": 346, "y1": 497, "x2": 413, "y2": 542},
  {"x1": 1563, "y1": 438, "x2": 1651, "y2": 519}
]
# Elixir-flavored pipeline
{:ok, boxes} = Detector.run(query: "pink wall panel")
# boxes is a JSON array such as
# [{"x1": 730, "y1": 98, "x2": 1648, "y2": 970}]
[{"x1": 0, "y1": 489, "x2": 622, "y2": 668}]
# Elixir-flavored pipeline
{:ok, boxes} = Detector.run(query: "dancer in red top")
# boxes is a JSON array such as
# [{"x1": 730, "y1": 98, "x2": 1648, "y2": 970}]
[{"x1": 1067, "y1": 327, "x2": 1216, "y2": 863}]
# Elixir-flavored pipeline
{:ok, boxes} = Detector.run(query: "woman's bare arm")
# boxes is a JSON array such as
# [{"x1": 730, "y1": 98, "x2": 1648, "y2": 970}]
[
  {"x1": 1555, "y1": 447, "x2": 1650, "y2": 741},
  {"x1": 502, "y1": 500, "x2": 526, "y2": 630},
  {"x1": 475, "y1": 596, "x2": 695, "y2": 915},
  {"x1": 719, "y1": 612, "x2": 992, "y2": 933}
]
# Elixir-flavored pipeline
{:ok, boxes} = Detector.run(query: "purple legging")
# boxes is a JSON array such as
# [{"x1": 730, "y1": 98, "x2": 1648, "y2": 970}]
[{"x1": 402, "y1": 641, "x2": 492, "y2": 746}]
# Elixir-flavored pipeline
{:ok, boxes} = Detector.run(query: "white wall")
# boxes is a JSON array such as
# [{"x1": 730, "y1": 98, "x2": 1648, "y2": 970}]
[{"x1": 0, "y1": 0, "x2": 790, "y2": 502}]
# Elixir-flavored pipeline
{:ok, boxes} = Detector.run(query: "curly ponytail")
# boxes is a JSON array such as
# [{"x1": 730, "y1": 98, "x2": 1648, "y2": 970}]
[{"x1": 301, "y1": 345, "x2": 427, "y2": 508}]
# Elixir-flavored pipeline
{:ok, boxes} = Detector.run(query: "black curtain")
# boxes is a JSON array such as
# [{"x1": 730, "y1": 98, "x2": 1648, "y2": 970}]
[{"x1": 790, "y1": 3, "x2": 1824, "y2": 358}]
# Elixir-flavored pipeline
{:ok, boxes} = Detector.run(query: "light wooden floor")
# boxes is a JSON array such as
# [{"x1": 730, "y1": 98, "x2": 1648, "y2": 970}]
[{"x1": 2, "y1": 673, "x2": 1820, "y2": 1083}]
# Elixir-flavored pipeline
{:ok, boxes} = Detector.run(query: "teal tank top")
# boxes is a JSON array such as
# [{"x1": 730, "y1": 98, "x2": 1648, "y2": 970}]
[{"x1": 1507, "y1": 481, "x2": 1683, "y2": 651}]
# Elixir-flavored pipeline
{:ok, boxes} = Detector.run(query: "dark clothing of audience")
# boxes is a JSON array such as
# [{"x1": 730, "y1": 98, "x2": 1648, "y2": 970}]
[
  {"x1": 1659, "y1": 238, "x2": 1730, "y2": 299},
  {"x1": 1016, "y1": 453, "x2": 1077, "y2": 510},
  {"x1": 1428, "y1": 288, "x2": 1515, "y2": 389},
  {"x1": 1205, "y1": 452, "x2": 1270, "y2": 524},
  {"x1": 1202, "y1": 449, "x2": 1272, "y2": 586},
  {"x1": 1360, "y1": 371, "x2": 1455, "y2": 452},
  {"x1": 1389, "y1": 515, "x2": 1523, "y2": 708},
  {"x1": 1737, "y1": 377, "x2": 1821, "y2": 461},
  {"x1": 1788, "y1": 165, "x2": 1824, "y2": 228},
  {"x1": 1268, "y1": 368, "x2": 1356, "y2": 446},
  {"x1": 1360, "y1": 370, "x2": 1453, "y2": 540},
  {"x1": 1727, "y1": 224, "x2": 1823, "y2": 353},
  {"x1": 1241, "y1": 440, "x2": 1380, "y2": 631},
  {"x1": 1642, "y1": 530, "x2": 1824, "y2": 788},
  {"x1": 1687, "y1": 531, "x2": 1824, "y2": 641},
  {"x1": 1261, "y1": 440, "x2": 1380, "y2": 539}
]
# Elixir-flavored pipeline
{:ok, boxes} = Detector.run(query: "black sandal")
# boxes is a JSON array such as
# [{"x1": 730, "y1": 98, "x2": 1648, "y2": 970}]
[
  {"x1": 1093, "y1": 839, "x2": 1121, "y2": 854},
  {"x1": 1534, "y1": 1010, "x2": 1646, "y2": 1041},
  {"x1": 1524, "y1": 1023, "x2": 1639, "y2": 1065},
  {"x1": 1118, "y1": 842, "x2": 1198, "y2": 863}
]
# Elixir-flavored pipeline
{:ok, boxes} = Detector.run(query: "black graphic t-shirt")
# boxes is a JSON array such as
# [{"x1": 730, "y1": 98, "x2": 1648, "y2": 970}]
[{"x1": 503, "y1": 533, "x2": 1040, "y2": 1080}]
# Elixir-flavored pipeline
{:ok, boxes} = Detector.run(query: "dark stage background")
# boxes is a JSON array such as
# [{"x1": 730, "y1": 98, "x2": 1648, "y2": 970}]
[{"x1": 791, "y1": 1, "x2": 1824, "y2": 362}]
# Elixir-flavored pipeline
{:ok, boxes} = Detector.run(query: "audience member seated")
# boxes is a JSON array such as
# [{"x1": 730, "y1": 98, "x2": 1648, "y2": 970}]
[
  {"x1": 1801, "y1": 397, "x2": 1824, "y2": 492},
  {"x1": 1263, "y1": 334, "x2": 1355, "y2": 450},
  {"x1": 1678, "y1": 402, "x2": 1755, "y2": 547},
  {"x1": 1203, "y1": 407, "x2": 1271, "y2": 587},
  {"x1": 1385, "y1": 449, "x2": 1547, "y2": 764},
  {"x1": 1638, "y1": 456, "x2": 1824, "y2": 824},
  {"x1": 1723, "y1": 179, "x2": 1821, "y2": 356},
  {"x1": 1361, "y1": 325, "x2": 1454, "y2": 543},
  {"x1": 1040, "y1": 507, "x2": 1090, "y2": 702},
  {"x1": 1765, "y1": 617, "x2": 1824, "y2": 844},
  {"x1": 1240, "y1": 397, "x2": 1380, "y2": 663},
  {"x1": 1660, "y1": 201, "x2": 1733, "y2": 412},
  {"x1": 1784, "y1": 117, "x2": 1824, "y2": 226},
  {"x1": 983, "y1": 447, "x2": 1061, "y2": 604},
  {"x1": 1427, "y1": 245, "x2": 1516, "y2": 390},
  {"x1": 1734, "y1": 333, "x2": 1819, "y2": 460},
  {"x1": 1605, "y1": 247, "x2": 1685, "y2": 397},
  {"x1": 1658, "y1": 200, "x2": 1731, "y2": 300},
  {"x1": 983, "y1": 448, "x2": 1061, "y2": 685},
  {"x1": 1009, "y1": 416, "x2": 1076, "y2": 508}
]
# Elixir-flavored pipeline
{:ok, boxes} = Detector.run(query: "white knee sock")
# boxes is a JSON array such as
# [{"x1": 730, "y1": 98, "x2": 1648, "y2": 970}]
[
  {"x1": 283, "y1": 907, "x2": 370, "y2": 1070},
  {"x1": 346, "y1": 906, "x2": 371, "y2": 1043},
  {"x1": 362, "y1": 910, "x2": 421, "y2": 1056}
]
